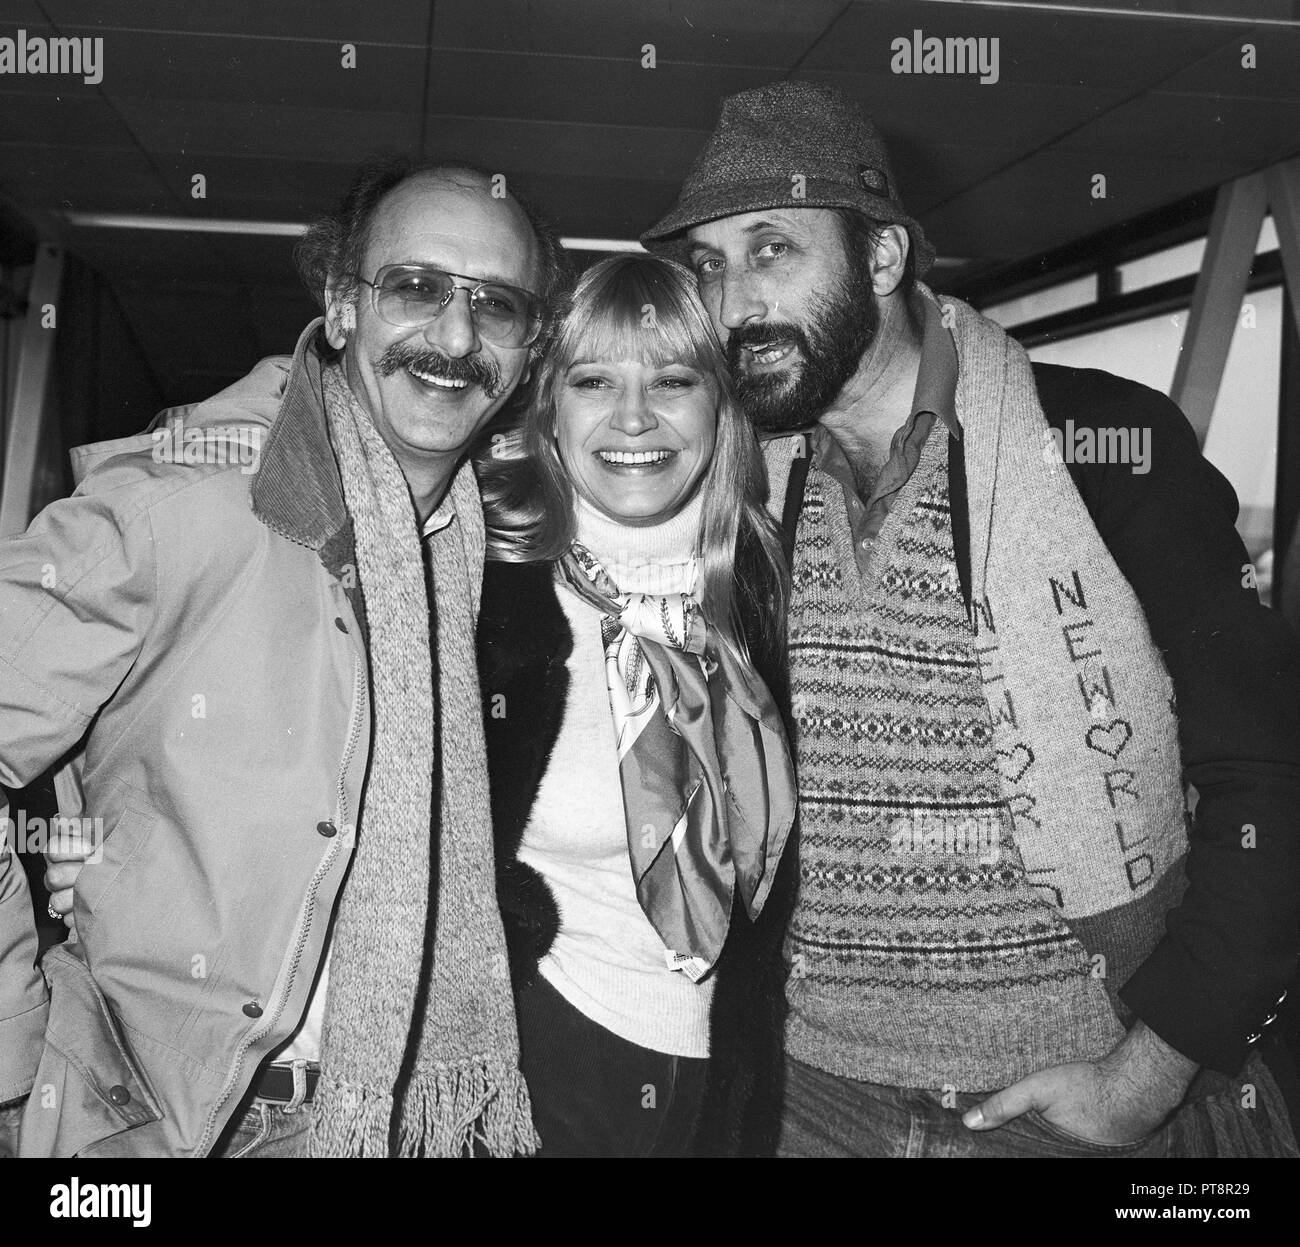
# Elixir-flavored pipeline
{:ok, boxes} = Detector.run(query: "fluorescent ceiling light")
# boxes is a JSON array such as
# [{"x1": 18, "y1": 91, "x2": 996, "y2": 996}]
[
  {"x1": 62, "y1": 212, "x2": 970, "y2": 266},
  {"x1": 561, "y1": 237, "x2": 646, "y2": 253},
  {"x1": 63, "y1": 211, "x2": 647, "y2": 252},
  {"x1": 65, "y1": 212, "x2": 304, "y2": 236}
]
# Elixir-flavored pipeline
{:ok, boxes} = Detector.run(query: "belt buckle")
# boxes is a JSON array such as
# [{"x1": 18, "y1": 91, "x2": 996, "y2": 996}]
[{"x1": 281, "y1": 1058, "x2": 313, "y2": 1115}]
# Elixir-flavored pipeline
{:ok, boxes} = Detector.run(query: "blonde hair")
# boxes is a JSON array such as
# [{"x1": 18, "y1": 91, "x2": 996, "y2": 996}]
[{"x1": 478, "y1": 254, "x2": 788, "y2": 661}]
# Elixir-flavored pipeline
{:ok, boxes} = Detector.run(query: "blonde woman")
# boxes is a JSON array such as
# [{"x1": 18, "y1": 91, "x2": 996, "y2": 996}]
[{"x1": 478, "y1": 254, "x2": 798, "y2": 1157}]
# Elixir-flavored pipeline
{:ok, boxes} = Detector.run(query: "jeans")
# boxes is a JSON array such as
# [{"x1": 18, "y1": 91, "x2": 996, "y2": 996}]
[
  {"x1": 777, "y1": 1055, "x2": 1300, "y2": 1158},
  {"x1": 211, "y1": 1061, "x2": 316, "y2": 1158},
  {"x1": 516, "y1": 973, "x2": 709, "y2": 1158},
  {"x1": 0, "y1": 1089, "x2": 312, "y2": 1158},
  {"x1": 211, "y1": 1099, "x2": 314, "y2": 1158},
  {"x1": 0, "y1": 1098, "x2": 21, "y2": 1158}
]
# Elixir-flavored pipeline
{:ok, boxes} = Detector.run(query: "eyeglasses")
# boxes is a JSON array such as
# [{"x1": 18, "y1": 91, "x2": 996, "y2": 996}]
[{"x1": 356, "y1": 264, "x2": 546, "y2": 348}]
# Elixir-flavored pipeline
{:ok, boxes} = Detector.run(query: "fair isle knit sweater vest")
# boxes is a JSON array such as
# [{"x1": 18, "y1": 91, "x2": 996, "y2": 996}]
[{"x1": 769, "y1": 291, "x2": 1190, "y2": 1091}]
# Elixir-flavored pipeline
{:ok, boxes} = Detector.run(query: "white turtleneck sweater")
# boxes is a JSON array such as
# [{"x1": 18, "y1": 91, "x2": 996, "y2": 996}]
[{"x1": 518, "y1": 493, "x2": 715, "y2": 1057}]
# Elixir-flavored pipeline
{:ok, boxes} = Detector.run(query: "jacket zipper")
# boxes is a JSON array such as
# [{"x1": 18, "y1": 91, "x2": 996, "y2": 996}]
[{"x1": 193, "y1": 647, "x2": 368, "y2": 1154}]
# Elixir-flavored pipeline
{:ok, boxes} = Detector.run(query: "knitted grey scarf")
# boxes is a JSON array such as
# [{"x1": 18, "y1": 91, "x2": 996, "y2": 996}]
[
  {"x1": 762, "y1": 289, "x2": 1186, "y2": 936},
  {"x1": 307, "y1": 362, "x2": 536, "y2": 1157}
]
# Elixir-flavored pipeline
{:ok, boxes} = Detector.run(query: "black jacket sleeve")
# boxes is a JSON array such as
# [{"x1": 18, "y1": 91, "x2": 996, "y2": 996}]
[
  {"x1": 692, "y1": 529, "x2": 798, "y2": 1156},
  {"x1": 478, "y1": 560, "x2": 570, "y2": 987},
  {"x1": 1032, "y1": 363, "x2": 1300, "y2": 1074}
]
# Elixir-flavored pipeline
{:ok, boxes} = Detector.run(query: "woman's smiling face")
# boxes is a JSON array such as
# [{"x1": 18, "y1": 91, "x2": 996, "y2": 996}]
[{"x1": 554, "y1": 355, "x2": 718, "y2": 527}]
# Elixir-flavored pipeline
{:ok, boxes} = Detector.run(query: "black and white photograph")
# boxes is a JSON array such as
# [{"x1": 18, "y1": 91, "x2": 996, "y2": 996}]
[{"x1": 0, "y1": 0, "x2": 1297, "y2": 1219}]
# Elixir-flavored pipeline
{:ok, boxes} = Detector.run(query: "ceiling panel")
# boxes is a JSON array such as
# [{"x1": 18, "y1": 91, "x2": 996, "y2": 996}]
[
  {"x1": 0, "y1": 0, "x2": 44, "y2": 18},
  {"x1": 115, "y1": 99, "x2": 423, "y2": 164},
  {"x1": 68, "y1": 30, "x2": 428, "y2": 111},
  {"x1": 0, "y1": 144, "x2": 171, "y2": 212},
  {"x1": 1054, "y1": 90, "x2": 1300, "y2": 163},
  {"x1": 142, "y1": 154, "x2": 387, "y2": 218},
  {"x1": 413, "y1": 115, "x2": 703, "y2": 182},
  {"x1": 924, "y1": 147, "x2": 1244, "y2": 261},
  {"x1": 887, "y1": 140, "x2": 1027, "y2": 227},
  {"x1": 429, "y1": 0, "x2": 841, "y2": 64},
  {"x1": 800, "y1": 0, "x2": 1239, "y2": 85},
  {"x1": 39, "y1": 0, "x2": 435, "y2": 45},
  {"x1": 0, "y1": 0, "x2": 1295, "y2": 415},
  {"x1": 484, "y1": 170, "x2": 695, "y2": 238},
  {"x1": 800, "y1": 69, "x2": 1149, "y2": 197},
  {"x1": 425, "y1": 53, "x2": 787, "y2": 130},
  {"x1": 0, "y1": 14, "x2": 99, "y2": 97},
  {"x1": 815, "y1": 72, "x2": 1122, "y2": 153},
  {"x1": 1138, "y1": 20, "x2": 1300, "y2": 99},
  {"x1": 0, "y1": 88, "x2": 138, "y2": 147}
]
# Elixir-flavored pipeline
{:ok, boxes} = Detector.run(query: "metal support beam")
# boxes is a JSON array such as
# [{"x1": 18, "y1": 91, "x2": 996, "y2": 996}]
[
  {"x1": 1278, "y1": 293, "x2": 1300, "y2": 627},
  {"x1": 1266, "y1": 157, "x2": 1300, "y2": 625},
  {"x1": 1171, "y1": 174, "x2": 1268, "y2": 446},
  {"x1": 0, "y1": 245, "x2": 64, "y2": 539},
  {"x1": 1264, "y1": 156, "x2": 1300, "y2": 349}
]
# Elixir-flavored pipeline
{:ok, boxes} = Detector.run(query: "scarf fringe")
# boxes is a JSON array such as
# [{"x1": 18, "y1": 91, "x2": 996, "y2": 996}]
[
  {"x1": 396, "y1": 1061, "x2": 539, "y2": 1158},
  {"x1": 306, "y1": 1076, "x2": 397, "y2": 1158}
]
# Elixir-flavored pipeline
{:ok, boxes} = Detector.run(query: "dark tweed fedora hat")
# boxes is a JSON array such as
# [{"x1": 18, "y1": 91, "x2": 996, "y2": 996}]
[{"x1": 642, "y1": 80, "x2": 936, "y2": 276}]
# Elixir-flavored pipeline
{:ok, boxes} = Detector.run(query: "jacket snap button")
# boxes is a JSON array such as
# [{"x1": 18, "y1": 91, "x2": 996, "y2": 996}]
[
  {"x1": 316, "y1": 820, "x2": 338, "y2": 838},
  {"x1": 334, "y1": 617, "x2": 348, "y2": 633},
  {"x1": 108, "y1": 1084, "x2": 131, "y2": 1106},
  {"x1": 243, "y1": 1001, "x2": 263, "y2": 1018}
]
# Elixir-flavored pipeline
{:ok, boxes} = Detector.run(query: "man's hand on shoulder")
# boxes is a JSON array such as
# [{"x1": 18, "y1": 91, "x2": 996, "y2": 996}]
[{"x1": 962, "y1": 1021, "x2": 1197, "y2": 1144}]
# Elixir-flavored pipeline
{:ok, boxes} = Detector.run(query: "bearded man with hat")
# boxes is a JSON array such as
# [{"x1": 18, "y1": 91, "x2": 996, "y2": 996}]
[{"x1": 643, "y1": 80, "x2": 1300, "y2": 1158}]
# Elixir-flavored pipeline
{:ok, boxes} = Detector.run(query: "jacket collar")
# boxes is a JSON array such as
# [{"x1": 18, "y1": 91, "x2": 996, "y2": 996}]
[{"x1": 250, "y1": 319, "x2": 349, "y2": 553}]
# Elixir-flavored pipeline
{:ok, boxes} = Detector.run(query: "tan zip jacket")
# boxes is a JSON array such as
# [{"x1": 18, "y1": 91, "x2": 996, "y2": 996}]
[{"x1": 0, "y1": 322, "x2": 400, "y2": 1155}]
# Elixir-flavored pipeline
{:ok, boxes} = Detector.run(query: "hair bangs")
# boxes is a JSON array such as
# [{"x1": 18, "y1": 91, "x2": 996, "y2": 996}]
[{"x1": 554, "y1": 258, "x2": 723, "y2": 377}]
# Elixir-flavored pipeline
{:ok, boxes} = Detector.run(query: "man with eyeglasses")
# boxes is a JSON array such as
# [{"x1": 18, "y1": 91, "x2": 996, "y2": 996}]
[{"x1": 0, "y1": 158, "x2": 570, "y2": 1157}]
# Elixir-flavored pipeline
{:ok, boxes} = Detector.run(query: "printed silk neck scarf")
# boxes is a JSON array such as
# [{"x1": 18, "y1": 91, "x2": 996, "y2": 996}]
[{"x1": 557, "y1": 543, "x2": 797, "y2": 981}]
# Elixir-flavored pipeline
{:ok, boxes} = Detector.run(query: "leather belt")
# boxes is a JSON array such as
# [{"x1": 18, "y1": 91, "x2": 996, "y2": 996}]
[{"x1": 254, "y1": 1061, "x2": 321, "y2": 1105}]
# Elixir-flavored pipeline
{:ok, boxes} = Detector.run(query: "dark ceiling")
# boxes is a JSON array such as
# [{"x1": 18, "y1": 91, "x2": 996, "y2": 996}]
[{"x1": 2, "y1": 0, "x2": 1298, "y2": 404}]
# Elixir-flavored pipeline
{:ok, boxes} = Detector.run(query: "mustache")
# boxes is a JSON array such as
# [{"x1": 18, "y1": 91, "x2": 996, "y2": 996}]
[{"x1": 376, "y1": 342, "x2": 503, "y2": 398}]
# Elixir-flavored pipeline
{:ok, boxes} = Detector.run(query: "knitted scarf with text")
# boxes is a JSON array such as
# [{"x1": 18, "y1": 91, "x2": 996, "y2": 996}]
[{"x1": 765, "y1": 291, "x2": 1189, "y2": 1087}]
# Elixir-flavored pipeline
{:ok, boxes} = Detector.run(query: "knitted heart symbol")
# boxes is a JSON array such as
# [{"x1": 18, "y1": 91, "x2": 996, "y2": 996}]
[
  {"x1": 1086, "y1": 719, "x2": 1133, "y2": 759},
  {"x1": 996, "y1": 743, "x2": 1034, "y2": 784}
]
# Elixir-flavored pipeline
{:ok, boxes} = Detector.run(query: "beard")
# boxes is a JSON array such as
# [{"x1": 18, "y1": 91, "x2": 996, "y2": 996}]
[
  {"x1": 375, "y1": 341, "x2": 505, "y2": 399},
  {"x1": 726, "y1": 262, "x2": 879, "y2": 434}
]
